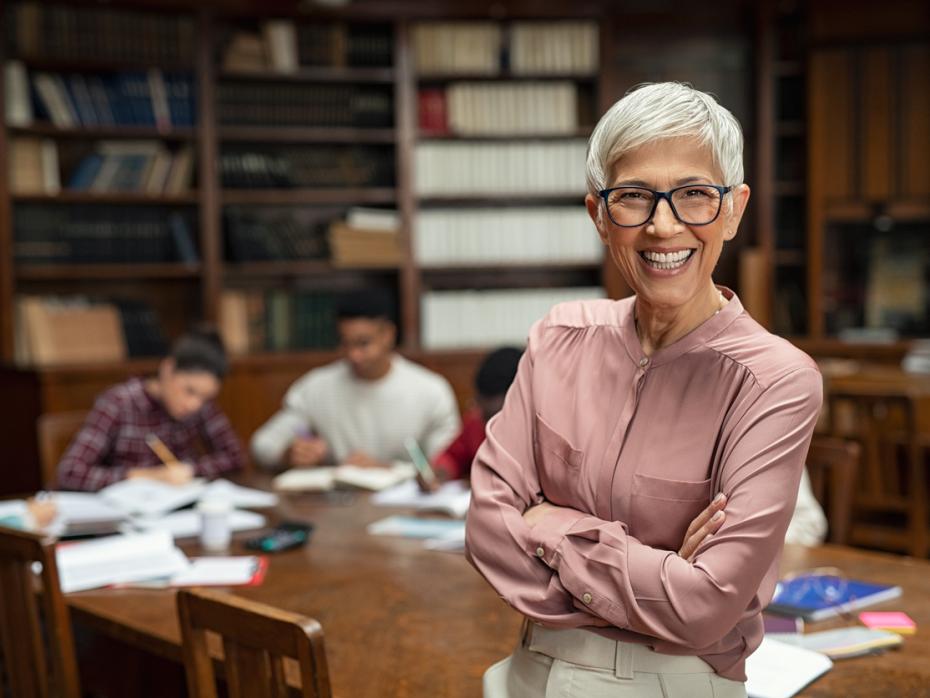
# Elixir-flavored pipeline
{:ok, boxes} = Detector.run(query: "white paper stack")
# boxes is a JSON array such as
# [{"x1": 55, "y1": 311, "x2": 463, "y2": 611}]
[
  {"x1": 56, "y1": 530, "x2": 189, "y2": 593},
  {"x1": 273, "y1": 462, "x2": 416, "y2": 492},
  {"x1": 130, "y1": 509, "x2": 266, "y2": 540},
  {"x1": 199, "y1": 479, "x2": 279, "y2": 509},
  {"x1": 371, "y1": 480, "x2": 471, "y2": 518},
  {"x1": 746, "y1": 636, "x2": 833, "y2": 698},
  {"x1": 99, "y1": 478, "x2": 207, "y2": 516}
]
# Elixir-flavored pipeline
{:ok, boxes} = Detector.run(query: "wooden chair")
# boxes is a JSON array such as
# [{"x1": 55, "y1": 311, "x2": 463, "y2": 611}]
[
  {"x1": 37, "y1": 411, "x2": 87, "y2": 489},
  {"x1": 177, "y1": 588, "x2": 331, "y2": 698},
  {"x1": 827, "y1": 389, "x2": 928, "y2": 557},
  {"x1": 0, "y1": 526, "x2": 80, "y2": 698},
  {"x1": 805, "y1": 435, "x2": 861, "y2": 545}
]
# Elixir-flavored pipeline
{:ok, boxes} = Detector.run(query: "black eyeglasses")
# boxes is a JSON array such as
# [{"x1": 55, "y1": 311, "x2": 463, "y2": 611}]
[{"x1": 598, "y1": 184, "x2": 732, "y2": 227}]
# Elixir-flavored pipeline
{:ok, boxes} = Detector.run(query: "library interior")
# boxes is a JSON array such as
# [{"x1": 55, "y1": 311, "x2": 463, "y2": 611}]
[{"x1": 0, "y1": 0, "x2": 929, "y2": 696}]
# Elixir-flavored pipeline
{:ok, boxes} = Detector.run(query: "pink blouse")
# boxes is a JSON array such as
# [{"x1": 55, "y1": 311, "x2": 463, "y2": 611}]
[{"x1": 465, "y1": 289, "x2": 822, "y2": 681}]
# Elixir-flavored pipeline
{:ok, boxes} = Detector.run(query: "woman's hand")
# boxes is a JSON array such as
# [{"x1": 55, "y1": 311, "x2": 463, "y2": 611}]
[
  {"x1": 678, "y1": 493, "x2": 727, "y2": 561},
  {"x1": 522, "y1": 501, "x2": 568, "y2": 527}
]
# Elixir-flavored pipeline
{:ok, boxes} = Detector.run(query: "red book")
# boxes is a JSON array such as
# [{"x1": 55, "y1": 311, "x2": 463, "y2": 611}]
[{"x1": 418, "y1": 88, "x2": 448, "y2": 134}]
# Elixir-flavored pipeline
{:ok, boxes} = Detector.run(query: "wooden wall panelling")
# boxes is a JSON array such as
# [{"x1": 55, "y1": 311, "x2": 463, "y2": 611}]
[
  {"x1": 0, "y1": 21, "x2": 14, "y2": 362},
  {"x1": 860, "y1": 47, "x2": 895, "y2": 201},
  {"x1": 900, "y1": 44, "x2": 930, "y2": 200}
]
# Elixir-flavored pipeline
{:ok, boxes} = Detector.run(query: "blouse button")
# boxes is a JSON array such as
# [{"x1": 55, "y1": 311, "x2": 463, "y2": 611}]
[
  {"x1": 639, "y1": 357, "x2": 649, "y2": 367},
  {"x1": 536, "y1": 547, "x2": 545, "y2": 558},
  {"x1": 582, "y1": 592, "x2": 593, "y2": 605}
]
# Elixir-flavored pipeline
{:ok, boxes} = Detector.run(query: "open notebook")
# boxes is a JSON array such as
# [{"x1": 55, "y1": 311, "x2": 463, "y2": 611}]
[
  {"x1": 273, "y1": 462, "x2": 416, "y2": 492},
  {"x1": 745, "y1": 636, "x2": 833, "y2": 698}
]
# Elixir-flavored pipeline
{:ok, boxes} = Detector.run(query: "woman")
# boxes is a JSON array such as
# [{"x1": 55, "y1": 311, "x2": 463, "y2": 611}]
[
  {"x1": 57, "y1": 328, "x2": 244, "y2": 491},
  {"x1": 465, "y1": 82, "x2": 822, "y2": 697}
]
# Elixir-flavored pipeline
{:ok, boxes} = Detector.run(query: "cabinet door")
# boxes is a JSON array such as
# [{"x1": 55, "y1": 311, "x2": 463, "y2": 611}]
[
  {"x1": 900, "y1": 43, "x2": 930, "y2": 200},
  {"x1": 860, "y1": 47, "x2": 895, "y2": 201},
  {"x1": 809, "y1": 49, "x2": 855, "y2": 202}
]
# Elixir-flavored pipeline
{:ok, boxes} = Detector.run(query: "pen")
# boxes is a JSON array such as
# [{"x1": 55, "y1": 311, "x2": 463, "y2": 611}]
[{"x1": 145, "y1": 433, "x2": 178, "y2": 465}]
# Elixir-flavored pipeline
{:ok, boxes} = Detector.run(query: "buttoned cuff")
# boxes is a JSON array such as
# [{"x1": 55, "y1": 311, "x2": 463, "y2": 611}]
[{"x1": 527, "y1": 507, "x2": 587, "y2": 567}]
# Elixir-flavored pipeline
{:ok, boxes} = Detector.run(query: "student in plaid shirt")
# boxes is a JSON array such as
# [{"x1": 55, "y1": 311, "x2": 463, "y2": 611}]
[{"x1": 57, "y1": 328, "x2": 245, "y2": 491}]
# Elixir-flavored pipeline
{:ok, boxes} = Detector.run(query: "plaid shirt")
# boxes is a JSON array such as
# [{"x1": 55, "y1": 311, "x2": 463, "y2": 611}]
[{"x1": 57, "y1": 377, "x2": 244, "y2": 491}]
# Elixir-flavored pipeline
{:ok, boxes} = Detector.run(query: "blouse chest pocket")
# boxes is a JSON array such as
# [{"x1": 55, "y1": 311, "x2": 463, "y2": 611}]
[
  {"x1": 534, "y1": 413, "x2": 584, "y2": 506},
  {"x1": 630, "y1": 472, "x2": 712, "y2": 551}
]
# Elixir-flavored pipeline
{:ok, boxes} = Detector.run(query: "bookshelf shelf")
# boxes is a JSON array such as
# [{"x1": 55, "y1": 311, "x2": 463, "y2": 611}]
[
  {"x1": 417, "y1": 72, "x2": 597, "y2": 83},
  {"x1": 16, "y1": 264, "x2": 202, "y2": 281},
  {"x1": 224, "y1": 261, "x2": 399, "y2": 278},
  {"x1": 418, "y1": 194, "x2": 586, "y2": 206},
  {"x1": 220, "y1": 188, "x2": 396, "y2": 205},
  {"x1": 11, "y1": 192, "x2": 199, "y2": 205},
  {"x1": 418, "y1": 130, "x2": 591, "y2": 141},
  {"x1": 219, "y1": 67, "x2": 395, "y2": 84},
  {"x1": 9, "y1": 124, "x2": 197, "y2": 141},
  {"x1": 421, "y1": 262, "x2": 600, "y2": 274},
  {"x1": 218, "y1": 126, "x2": 396, "y2": 144},
  {"x1": 18, "y1": 56, "x2": 194, "y2": 74}
]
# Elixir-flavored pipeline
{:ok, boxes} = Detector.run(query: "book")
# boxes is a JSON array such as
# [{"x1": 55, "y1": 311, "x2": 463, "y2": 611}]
[
  {"x1": 98, "y1": 478, "x2": 207, "y2": 517},
  {"x1": 745, "y1": 636, "x2": 832, "y2": 698},
  {"x1": 858, "y1": 611, "x2": 917, "y2": 635},
  {"x1": 273, "y1": 462, "x2": 416, "y2": 492},
  {"x1": 4, "y1": 60, "x2": 33, "y2": 126},
  {"x1": 169, "y1": 556, "x2": 268, "y2": 587},
  {"x1": 130, "y1": 509, "x2": 266, "y2": 540},
  {"x1": 15, "y1": 296, "x2": 127, "y2": 367},
  {"x1": 767, "y1": 573, "x2": 903, "y2": 622},
  {"x1": 765, "y1": 627, "x2": 902, "y2": 660}
]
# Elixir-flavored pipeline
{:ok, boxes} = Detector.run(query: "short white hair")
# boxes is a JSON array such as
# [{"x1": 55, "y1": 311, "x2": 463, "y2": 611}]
[{"x1": 585, "y1": 82, "x2": 744, "y2": 197}]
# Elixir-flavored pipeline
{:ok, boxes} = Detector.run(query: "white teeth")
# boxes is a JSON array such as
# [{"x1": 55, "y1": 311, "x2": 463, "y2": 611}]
[{"x1": 640, "y1": 249, "x2": 694, "y2": 270}]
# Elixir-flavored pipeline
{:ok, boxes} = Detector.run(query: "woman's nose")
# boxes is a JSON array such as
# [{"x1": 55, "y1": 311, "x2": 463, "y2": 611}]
[{"x1": 647, "y1": 198, "x2": 682, "y2": 237}]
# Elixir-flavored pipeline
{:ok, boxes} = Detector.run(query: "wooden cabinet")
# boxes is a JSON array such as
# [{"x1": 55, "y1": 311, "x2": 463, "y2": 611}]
[{"x1": 810, "y1": 43, "x2": 930, "y2": 212}]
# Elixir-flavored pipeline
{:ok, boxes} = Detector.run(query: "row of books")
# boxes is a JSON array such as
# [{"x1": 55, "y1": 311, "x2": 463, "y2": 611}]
[
  {"x1": 14, "y1": 207, "x2": 198, "y2": 265},
  {"x1": 414, "y1": 141, "x2": 587, "y2": 195},
  {"x1": 5, "y1": 64, "x2": 197, "y2": 130},
  {"x1": 421, "y1": 287, "x2": 604, "y2": 349},
  {"x1": 414, "y1": 208, "x2": 602, "y2": 266},
  {"x1": 8, "y1": 2, "x2": 196, "y2": 65},
  {"x1": 222, "y1": 21, "x2": 392, "y2": 74},
  {"x1": 412, "y1": 22, "x2": 597, "y2": 76},
  {"x1": 9, "y1": 137, "x2": 59, "y2": 195},
  {"x1": 71, "y1": 142, "x2": 193, "y2": 194},
  {"x1": 14, "y1": 295, "x2": 167, "y2": 367},
  {"x1": 224, "y1": 207, "x2": 330, "y2": 263},
  {"x1": 219, "y1": 289, "x2": 339, "y2": 355},
  {"x1": 216, "y1": 82, "x2": 392, "y2": 129},
  {"x1": 220, "y1": 146, "x2": 394, "y2": 189},
  {"x1": 419, "y1": 82, "x2": 580, "y2": 135}
]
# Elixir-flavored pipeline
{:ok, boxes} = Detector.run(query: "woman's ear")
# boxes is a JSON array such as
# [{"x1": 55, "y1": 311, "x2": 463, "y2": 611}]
[
  {"x1": 585, "y1": 193, "x2": 609, "y2": 245},
  {"x1": 723, "y1": 184, "x2": 751, "y2": 241}
]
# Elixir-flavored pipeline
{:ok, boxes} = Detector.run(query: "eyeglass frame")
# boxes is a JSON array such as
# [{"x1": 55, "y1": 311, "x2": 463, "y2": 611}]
[{"x1": 597, "y1": 184, "x2": 733, "y2": 228}]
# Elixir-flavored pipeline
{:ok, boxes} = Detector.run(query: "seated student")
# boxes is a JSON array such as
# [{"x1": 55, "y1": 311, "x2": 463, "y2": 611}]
[
  {"x1": 251, "y1": 290, "x2": 461, "y2": 469},
  {"x1": 785, "y1": 468, "x2": 828, "y2": 545},
  {"x1": 57, "y1": 328, "x2": 244, "y2": 491},
  {"x1": 432, "y1": 347, "x2": 523, "y2": 482}
]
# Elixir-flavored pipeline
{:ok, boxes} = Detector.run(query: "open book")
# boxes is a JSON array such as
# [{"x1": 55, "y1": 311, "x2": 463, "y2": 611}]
[
  {"x1": 273, "y1": 462, "x2": 416, "y2": 492},
  {"x1": 746, "y1": 636, "x2": 833, "y2": 698},
  {"x1": 99, "y1": 478, "x2": 207, "y2": 517}
]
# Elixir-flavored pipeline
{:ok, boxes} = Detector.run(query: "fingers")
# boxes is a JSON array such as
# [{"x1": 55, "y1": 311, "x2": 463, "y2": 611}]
[
  {"x1": 679, "y1": 510, "x2": 726, "y2": 560},
  {"x1": 682, "y1": 492, "x2": 727, "y2": 542}
]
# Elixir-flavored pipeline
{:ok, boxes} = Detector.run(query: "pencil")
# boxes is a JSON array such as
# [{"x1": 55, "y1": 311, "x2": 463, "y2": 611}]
[{"x1": 145, "y1": 433, "x2": 178, "y2": 465}]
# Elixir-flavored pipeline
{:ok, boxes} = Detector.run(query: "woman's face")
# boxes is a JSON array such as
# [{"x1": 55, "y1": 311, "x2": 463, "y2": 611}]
[{"x1": 585, "y1": 136, "x2": 750, "y2": 312}]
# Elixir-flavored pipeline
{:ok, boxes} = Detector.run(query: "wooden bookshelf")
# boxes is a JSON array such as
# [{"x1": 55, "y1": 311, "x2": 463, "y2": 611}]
[
  {"x1": 219, "y1": 188, "x2": 397, "y2": 205},
  {"x1": 224, "y1": 261, "x2": 399, "y2": 278},
  {"x1": 16, "y1": 264, "x2": 201, "y2": 281},
  {"x1": 418, "y1": 130, "x2": 591, "y2": 141},
  {"x1": 219, "y1": 126, "x2": 396, "y2": 143},
  {"x1": 416, "y1": 72, "x2": 597, "y2": 83},
  {"x1": 9, "y1": 124, "x2": 197, "y2": 141},
  {"x1": 12, "y1": 192, "x2": 199, "y2": 205},
  {"x1": 219, "y1": 67, "x2": 395, "y2": 84}
]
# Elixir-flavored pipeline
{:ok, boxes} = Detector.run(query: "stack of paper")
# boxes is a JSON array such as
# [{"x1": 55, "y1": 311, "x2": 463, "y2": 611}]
[
  {"x1": 199, "y1": 479, "x2": 279, "y2": 508},
  {"x1": 99, "y1": 478, "x2": 207, "y2": 516},
  {"x1": 746, "y1": 636, "x2": 833, "y2": 698},
  {"x1": 273, "y1": 462, "x2": 416, "y2": 492},
  {"x1": 371, "y1": 480, "x2": 471, "y2": 518},
  {"x1": 131, "y1": 509, "x2": 266, "y2": 540},
  {"x1": 56, "y1": 531, "x2": 190, "y2": 593},
  {"x1": 367, "y1": 515, "x2": 466, "y2": 552},
  {"x1": 169, "y1": 556, "x2": 267, "y2": 587}
]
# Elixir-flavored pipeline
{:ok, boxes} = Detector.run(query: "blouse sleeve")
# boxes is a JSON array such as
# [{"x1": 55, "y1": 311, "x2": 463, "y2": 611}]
[
  {"x1": 465, "y1": 320, "x2": 606, "y2": 627},
  {"x1": 526, "y1": 366, "x2": 823, "y2": 648}
]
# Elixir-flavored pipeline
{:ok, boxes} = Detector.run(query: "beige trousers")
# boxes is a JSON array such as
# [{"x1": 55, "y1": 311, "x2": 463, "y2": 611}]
[{"x1": 484, "y1": 624, "x2": 747, "y2": 698}]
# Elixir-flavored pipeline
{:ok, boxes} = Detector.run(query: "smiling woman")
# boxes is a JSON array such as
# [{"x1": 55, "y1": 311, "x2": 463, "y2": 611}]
[{"x1": 465, "y1": 83, "x2": 822, "y2": 698}]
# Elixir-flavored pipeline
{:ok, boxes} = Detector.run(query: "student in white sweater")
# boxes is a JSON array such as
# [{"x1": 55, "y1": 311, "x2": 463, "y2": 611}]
[{"x1": 251, "y1": 291, "x2": 461, "y2": 470}]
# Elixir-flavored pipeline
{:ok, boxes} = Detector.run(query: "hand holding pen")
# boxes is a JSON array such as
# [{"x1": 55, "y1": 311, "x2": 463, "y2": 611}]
[
  {"x1": 126, "y1": 434, "x2": 194, "y2": 484},
  {"x1": 287, "y1": 425, "x2": 329, "y2": 468}
]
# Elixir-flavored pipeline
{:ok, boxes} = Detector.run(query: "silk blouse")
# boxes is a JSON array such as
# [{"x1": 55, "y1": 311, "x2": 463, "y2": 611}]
[{"x1": 465, "y1": 288, "x2": 822, "y2": 681}]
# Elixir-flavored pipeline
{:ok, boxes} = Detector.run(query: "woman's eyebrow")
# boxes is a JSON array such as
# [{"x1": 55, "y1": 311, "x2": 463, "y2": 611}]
[{"x1": 610, "y1": 175, "x2": 714, "y2": 188}]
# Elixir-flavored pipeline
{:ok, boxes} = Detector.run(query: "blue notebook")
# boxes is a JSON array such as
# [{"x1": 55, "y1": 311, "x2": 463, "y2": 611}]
[{"x1": 767, "y1": 574, "x2": 902, "y2": 622}]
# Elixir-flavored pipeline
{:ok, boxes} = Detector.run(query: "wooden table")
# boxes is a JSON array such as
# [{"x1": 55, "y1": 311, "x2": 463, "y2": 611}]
[{"x1": 66, "y1": 490, "x2": 930, "y2": 698}]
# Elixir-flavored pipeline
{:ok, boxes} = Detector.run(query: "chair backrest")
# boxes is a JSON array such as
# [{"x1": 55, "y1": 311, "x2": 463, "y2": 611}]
[
  {"x1": 37, "y1": 411, "x2": 88, "y2": 489},
  {"x1": 0, "y1": 526, "x2": 80, "y2": 698},
  {"x1": 177, "y1": 588, "x2": 331, "y2": 698},
  {"x1": 805, "y1": 435, "x2": 861, "y2": 545}
]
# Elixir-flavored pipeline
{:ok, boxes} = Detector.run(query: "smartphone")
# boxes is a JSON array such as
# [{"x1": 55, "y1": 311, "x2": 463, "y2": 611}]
[
  {"x1": 404, "y1": 436, "x2": 438, "y2": 488},
  {"x1": 244, "y1": 521, "x2": 314, "y2": 553}
]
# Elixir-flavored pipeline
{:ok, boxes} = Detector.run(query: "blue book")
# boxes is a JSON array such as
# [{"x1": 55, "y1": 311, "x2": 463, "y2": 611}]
[
  {"x1": 767, "y1": 573, "x2": 902, "y2": 622},
  {"x1": 68, "y1": 154, "x2": 104, "y2": 189}
]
